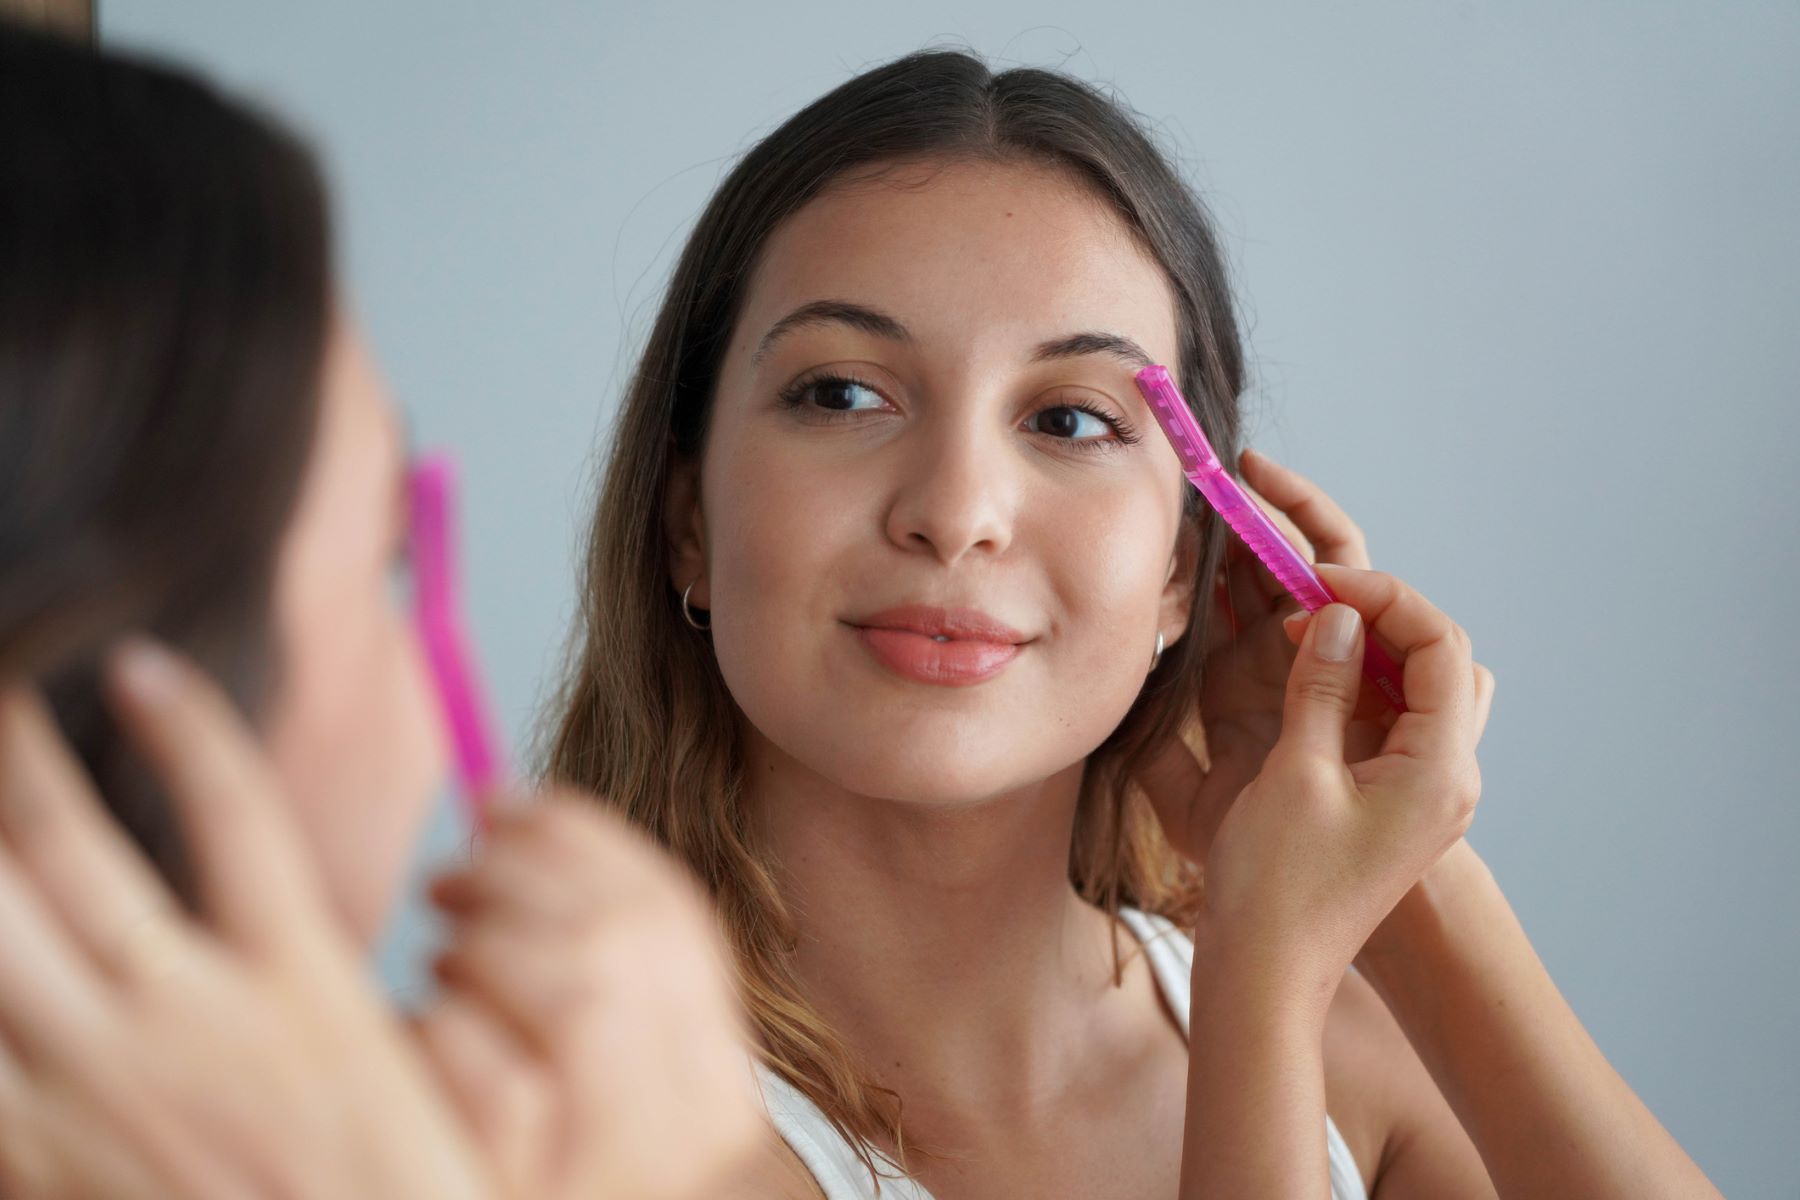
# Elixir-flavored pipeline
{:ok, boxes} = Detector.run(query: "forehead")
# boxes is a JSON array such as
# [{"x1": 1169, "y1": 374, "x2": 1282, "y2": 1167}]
[{"x1": 740, "y1": 158, "x2": 1179, "y2": 364}]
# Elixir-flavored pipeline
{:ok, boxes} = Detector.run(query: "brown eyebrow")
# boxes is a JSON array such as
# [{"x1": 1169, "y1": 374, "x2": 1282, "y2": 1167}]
[
  {"x1": 752, "y1": 300, "x2": 913, "y2": 366},
  {"x1": 1029, "y1": 331, "x2": 1153, "y2": 371},
  {"x1": 751, "y1": 299, "x2": 1154, "y2": 374}
]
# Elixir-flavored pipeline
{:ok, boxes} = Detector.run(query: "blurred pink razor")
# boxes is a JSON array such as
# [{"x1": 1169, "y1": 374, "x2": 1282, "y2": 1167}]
[
  {"x1": 409, "y1": 454, "x2": 506, "y2": 828},
  {"x1": 1133, "y1": 365, "x2": 1407, "y2": 713}
]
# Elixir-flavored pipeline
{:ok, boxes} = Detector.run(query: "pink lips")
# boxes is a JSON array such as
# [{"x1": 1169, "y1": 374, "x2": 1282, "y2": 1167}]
[{"x1": 848, "y1": 605, "x2": 1028, "y2": 686}]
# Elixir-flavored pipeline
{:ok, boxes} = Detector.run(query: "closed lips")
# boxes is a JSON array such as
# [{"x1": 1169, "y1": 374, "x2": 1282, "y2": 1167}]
[
  {"x1": 848, "y1": 606, "x2": 1030, "y2": 687},
  {"x1": 850, "y1": 606, "x2": 1027, "y2": 643}
]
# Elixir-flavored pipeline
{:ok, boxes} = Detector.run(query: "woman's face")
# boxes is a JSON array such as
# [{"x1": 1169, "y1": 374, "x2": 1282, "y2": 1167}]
[
  {"x1": 260, "y1": 315, "x2": 443, "y2": 943},
  {"x1": 681, "y1": 158, "x2": 1198, "y2": 805}
]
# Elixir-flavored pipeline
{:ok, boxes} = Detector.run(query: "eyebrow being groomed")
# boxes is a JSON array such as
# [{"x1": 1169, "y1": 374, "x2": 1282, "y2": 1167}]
[
  {"x1": 750, "y1": 298, "x2": 1154, "y2": 374},
  {"x1": 1029, "y1": 331, "x2": 1153, "y2": 371}
]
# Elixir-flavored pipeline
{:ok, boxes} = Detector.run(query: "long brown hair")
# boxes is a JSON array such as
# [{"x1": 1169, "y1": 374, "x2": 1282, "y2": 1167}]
[
  {"x1": 0, "y1": 21, "x2": 332, "y2": 905},
  {"x1": 544, "y1": 48, "x2": 1244, "y2": 1182}
]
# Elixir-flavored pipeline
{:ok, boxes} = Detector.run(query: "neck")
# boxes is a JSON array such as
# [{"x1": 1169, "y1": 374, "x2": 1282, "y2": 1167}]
[{"x1": 743, "y1": 731, "x2": 1130, "y2": 1114}]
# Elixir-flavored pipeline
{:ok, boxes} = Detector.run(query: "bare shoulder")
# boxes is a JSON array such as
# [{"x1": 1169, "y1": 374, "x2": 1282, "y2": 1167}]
[
  {"x1": 1323, "y1": 968, "x2": 1497, "y2": 1199},
  {"x1": 711, "y1": 1127, "x2": 826, "y2": 1200}
]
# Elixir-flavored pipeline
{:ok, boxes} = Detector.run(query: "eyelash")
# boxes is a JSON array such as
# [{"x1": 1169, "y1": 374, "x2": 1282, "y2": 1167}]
[{"x1": 776, "y1": 371, "x2": 1142, "y2": 452}]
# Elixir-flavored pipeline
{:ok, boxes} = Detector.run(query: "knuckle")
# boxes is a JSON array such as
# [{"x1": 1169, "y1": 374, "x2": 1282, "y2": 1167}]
[
  {"x1": 1290, "y1": 673, "x2": 1355, "y2": 712},
  {"x1": 1272, "y1": 749, "x2": 1343, "y2": 798},
  {"x1": 1356, "y1": 568, "x2": 1408, "y2": 609},
  {"x1": 1447, "y1": 621, "x2": 1474, "y2": 656},
  {"x1": 1443, "y1": 766, "x2": 1481, "y2": 825}
]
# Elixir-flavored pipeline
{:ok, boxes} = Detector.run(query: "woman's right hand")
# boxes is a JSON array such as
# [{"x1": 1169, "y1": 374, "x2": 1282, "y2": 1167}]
[
  {"x1": 1192, "y1": 564, "x2": 1495, "y2": 1009},
  {"x1": 0, "y1": 642, "x2": 503, "y2": 1200}
]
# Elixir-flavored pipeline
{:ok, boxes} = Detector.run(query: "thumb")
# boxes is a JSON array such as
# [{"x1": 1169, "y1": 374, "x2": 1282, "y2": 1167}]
[{"x1": 1278, "y1": 604, "x2": 1366, "y2": 761}]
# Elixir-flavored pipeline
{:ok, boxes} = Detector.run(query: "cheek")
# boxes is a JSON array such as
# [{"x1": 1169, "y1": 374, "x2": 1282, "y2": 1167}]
[
  {"x1": 703, "y1": 440, "x2": 856, "y2": 701},
  {"x1": 1043, "y1": 484, "x2": 1173, "y2": 646},
  {"x1": 697, "y1": 427, "x2": 1179, "y2": 800},
  {"x1": 263, "y1": 587, "x2": 444, "y2": 944},
  {"x1": 1024, "y1": 481, "x2": 1176, "y2": 735}
]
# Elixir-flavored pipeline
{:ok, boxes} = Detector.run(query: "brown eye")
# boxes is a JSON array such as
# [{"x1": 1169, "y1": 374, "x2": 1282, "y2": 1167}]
[
  {"x1": 1028, "y1": 404, "x2": 1115, "y2": 440},
  {"x1": 803, "y1": 377, "x2": 884, "y2": 412}
]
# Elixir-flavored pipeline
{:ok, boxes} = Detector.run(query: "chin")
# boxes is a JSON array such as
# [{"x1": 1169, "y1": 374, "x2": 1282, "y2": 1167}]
[{"x1": 761, "y1": 704, "x2": 1113, "y2": 807}]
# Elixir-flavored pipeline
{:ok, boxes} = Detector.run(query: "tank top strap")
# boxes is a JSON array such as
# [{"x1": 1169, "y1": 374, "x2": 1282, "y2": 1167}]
[
  {"x1": 754, "y1": 1063, "x2": 934, "y2": 1200},
  {"x1": 752, "y1": 907, "x2": 1368, "y2": 1200}
]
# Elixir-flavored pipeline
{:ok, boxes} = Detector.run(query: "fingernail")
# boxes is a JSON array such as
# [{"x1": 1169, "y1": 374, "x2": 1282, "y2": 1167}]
[
  {"x1": 112, "y1": 638, "x2": 182, "y2": 704},
  {"x1": 1315, "y1": 606, "x2": 1361, "y2": 662}
]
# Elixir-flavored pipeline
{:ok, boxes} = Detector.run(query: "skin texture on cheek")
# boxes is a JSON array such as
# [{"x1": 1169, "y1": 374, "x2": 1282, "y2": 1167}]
[
  {"x1": 261, "y1": 320, "x2": 444, "y2": 944},
  {"x1": 688, "y1": 160, "x2": 1194, "y2": 808},
  {"x1": 703, "y1": 418, "x2": 1179, "y2": 804}
]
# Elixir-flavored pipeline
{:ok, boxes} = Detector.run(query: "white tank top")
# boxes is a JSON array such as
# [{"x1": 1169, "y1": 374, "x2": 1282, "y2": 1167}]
[{"x1": 755, "y1": 906, "x2": 1368, "y2": 1200}]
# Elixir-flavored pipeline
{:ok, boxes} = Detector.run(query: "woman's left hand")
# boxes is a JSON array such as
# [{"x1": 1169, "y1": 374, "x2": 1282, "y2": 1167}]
[
  {"x1": 418, "y1": 793, "x2": 765, "y2": 1200},
  {"x1": 1137, "y1": 448, "x2": 1398, "y2": 866}
]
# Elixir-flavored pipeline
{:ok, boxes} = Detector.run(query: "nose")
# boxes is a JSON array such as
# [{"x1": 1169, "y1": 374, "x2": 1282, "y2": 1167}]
[{"x1": 882, "y1": 405, "x2": 1018, "y2": 565}]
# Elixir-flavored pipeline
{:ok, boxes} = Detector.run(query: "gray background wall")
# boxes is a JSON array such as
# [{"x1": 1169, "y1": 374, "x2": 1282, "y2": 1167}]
[{"x1": 100, "y1": 3, "x2": 1800, "y2": 1195}]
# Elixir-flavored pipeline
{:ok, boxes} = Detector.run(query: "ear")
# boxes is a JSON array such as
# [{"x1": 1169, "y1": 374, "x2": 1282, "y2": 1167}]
[
  {"x1": 662, "y1": 450, "x2": 709, "y2": 606},
  {"x1": 1156, "y1": 515, "x2": 1203, "y2": 649}
]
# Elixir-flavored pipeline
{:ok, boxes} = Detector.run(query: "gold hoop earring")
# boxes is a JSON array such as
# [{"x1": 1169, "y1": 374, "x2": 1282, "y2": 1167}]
[{"x1": 681, "y1": 582, "x2": 711, "y2": 632}]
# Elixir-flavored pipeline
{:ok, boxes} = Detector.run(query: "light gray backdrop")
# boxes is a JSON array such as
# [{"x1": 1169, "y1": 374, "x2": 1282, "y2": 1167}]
[{"x1": 101, "y1": 3, "x2": 1800, "y2": 1195}]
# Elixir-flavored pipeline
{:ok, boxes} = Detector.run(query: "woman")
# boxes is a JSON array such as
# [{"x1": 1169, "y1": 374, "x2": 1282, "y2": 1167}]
[
  {"x1": 545, "y1": 50, "x2": 1721, "y2": 1198},
  {"x1": 0, "y1": 22, "x2": 758, "y2": 1199}
]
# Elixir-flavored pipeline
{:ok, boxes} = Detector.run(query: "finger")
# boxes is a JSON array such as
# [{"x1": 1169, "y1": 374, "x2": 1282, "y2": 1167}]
[
  {"x1": 410, "y1": 994, "x2": 554, "y2": 1188},
  {"x1": 0, "y1": 825, "x2": 113, "y2": 1066},
  {"x1": 1471, "y1": 664, "x2": 1496, "y2": 744},
  {"x1": 103, "y1": 640, "x2": 334, "y2": 957},
  {"x1": 428, "y1": 849, "x2": 595, "y2": 929},
  {"x1": 485, "y1": 791, "x2": 690, "y2": 906},
  {"x1": 1239, "y1": 475, "x2": 1316, "y2": 566},
  {"x1": 432, "y1": 921, "x2": 616, "y2": 1059},
  {"x1": 0, "y1": 691, "x2": 196, "y2": 989},
  {"x1": 1240, "y1": 449, "x2": 1371, "y2": 569},
  {"x1": 1277, "y1": 604, "x2": 1367, "y2": 761},
  {"x1": 1281, "y1": 611, "x2": 1392, "y2": 725},
  {"x1": 0, "y1": 1073, "x2": 247, "y2": 1200},
  {"x1": 1313, "y1": 564, "x2": 1479, "y2": 767},
  {"x1": 0, "y1": 1075, "x2": 62, "y2": 1200}
]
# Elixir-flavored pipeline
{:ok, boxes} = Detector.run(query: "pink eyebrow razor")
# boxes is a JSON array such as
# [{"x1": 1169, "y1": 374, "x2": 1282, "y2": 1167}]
[
  {"x1": 1133, "y1": 365, "x2": 1407, "y2": 713},
  {"x1": 409, "y1": 454, "x2": 507, "y2": 830}
]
